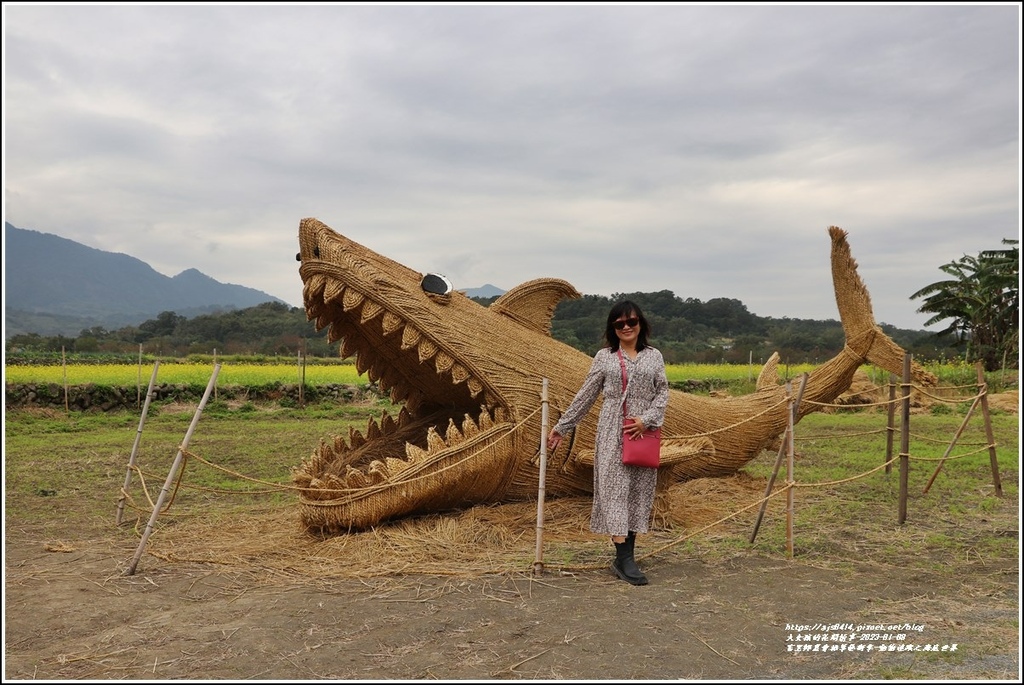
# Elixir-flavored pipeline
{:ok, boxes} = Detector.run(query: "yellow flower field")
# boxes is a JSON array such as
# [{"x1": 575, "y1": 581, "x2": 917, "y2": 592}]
[{"x1": 3, "y1": 361, "x2": 823, "y2": 386}]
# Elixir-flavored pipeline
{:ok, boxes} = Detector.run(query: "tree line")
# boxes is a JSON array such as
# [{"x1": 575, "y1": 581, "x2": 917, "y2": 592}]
[
  {"x1": 1, "y1": 294, "x2": 964, "y2": 367},
  {"x1": 6, "y1": 240, "x2": 1016, "y2": 371}
]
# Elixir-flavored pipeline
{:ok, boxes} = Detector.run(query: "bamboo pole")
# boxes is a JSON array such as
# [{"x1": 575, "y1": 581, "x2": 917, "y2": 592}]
[
  {"x1": 749, "y1": 429, "x2": 788, "y2": 544},
  {"x1": 534, "y1": 378, "x2": 550, "y2": 577},
  {"x1": 975, "y1": 363, "x2": 1003, "y2": 497},
  {"x1": 137, "y1": 344, "x2": 143, "y2": 408},
  {"x1": 791, "y1": 373, "x2": 808, "y2": 424},
  {"x1": 786, "y1": 380, "x2": 795, "y2": 558},
  {"x1": 299, "y1": 345, "x2": 306, "y2": 409},
  {"x1": 125, "y1": 364, "x2": 221, "y2": 576},
  {"x1": 884, "y1": 373, "x2": 897, "y2": 474},
  {"x1": 117, "y1": 361, "x2": 160, "y2": 525},
  {"x1": 921, "y1": 394, "x2": 983, "y2": 494},
  {"x1": 62, "y1": 346, "x2": 69, "y2": 415},
  {"x1": 749, "y1": 373, "x2": 806, "y2": 544},
  {"x1": 898, "y1": 354, "x2": 911, "y2": 525}
]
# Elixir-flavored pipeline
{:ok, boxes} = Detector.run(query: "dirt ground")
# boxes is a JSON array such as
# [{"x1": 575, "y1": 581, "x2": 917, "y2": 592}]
[{"x1": 4, "y1": 503, "x2": 1019, "y2": 682}]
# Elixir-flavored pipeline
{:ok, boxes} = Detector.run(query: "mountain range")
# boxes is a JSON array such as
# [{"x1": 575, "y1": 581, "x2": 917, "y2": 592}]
[
  {"x1": 3, "y1": 223, "x2": 507, "y2": 339},
  {"x1": 4, "y1": 223, "x2": 289, "y2": 338}
]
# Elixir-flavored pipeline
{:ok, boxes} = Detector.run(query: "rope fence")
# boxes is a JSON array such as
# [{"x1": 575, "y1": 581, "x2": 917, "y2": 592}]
[{"x1": 118, "y1": 356, "x2": 1006, "y2": 577}]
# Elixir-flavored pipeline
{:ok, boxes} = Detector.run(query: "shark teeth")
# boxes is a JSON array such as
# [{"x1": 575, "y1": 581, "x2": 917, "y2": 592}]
[
  {"x1": 379, "y1": 313, "x2": 402, "y2": 338},
  {"x1": 342, "y1": 288, "x2": 365, "y2": 312},
  {"x1": 304, "y1": 273, "x2": 327, "y2": 303},
  {"x1": 416, "y1": 339, "x2": 438, "y2": 363},
  {"x1": 360, "y1": 300, "x2": 384, "y2": 323},
  {"x1": 400, "y1": 326, "x2": 422, "y2": 350},
  {"x1": 294, "y1": 404, "x2": 506, "y2": 489},
  {"x1": 323, "y1": 277, "x2": 345, "y2": 306},
  {"x1": 308, "y1": 274, "x2": 500, "y2": 408}
]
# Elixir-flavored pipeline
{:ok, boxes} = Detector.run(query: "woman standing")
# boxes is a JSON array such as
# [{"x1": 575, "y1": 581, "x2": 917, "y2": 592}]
[{"x1": 547, "y1": 301, "x2": 669, "y2": 585}]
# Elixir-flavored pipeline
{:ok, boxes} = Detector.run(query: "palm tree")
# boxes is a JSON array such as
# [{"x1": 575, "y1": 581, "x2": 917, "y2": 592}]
[{"x1": 911, "y1": 239, "x2": 1019, "y2": 371}]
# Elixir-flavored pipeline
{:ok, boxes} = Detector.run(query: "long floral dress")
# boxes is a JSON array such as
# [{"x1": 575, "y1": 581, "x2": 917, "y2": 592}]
[{"x1": 552, "y1": 346, "x2": 669, "y2": 535}]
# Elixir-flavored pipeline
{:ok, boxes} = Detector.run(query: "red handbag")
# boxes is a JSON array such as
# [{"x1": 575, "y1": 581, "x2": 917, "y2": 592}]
[{"x1": 617, "y1": 350, "x2": 661, "y2": 468}]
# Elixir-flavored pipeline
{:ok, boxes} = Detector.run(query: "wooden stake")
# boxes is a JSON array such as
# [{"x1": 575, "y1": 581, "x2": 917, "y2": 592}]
[
  {"x1": 749, "y1": 429, "x2": 788, "y2": 545},
  {"x1": 921, "y1": 394, "x2": 982, "y2": 494},
  {"x1": 300, "y1": 345, "x2": 307, "y2": 409},
  {"x1": 884, "y1": 373, "x2": 896, "y2": 474},
  {"x1": 117, "y1": 361, "x2": 160, "y2": 525},
  {"x1": 534, "y1": 378, "x2": 549, "y2": 577},
  {"x1": 786, "y1": 380, "x2": 795, "y2": 558},
  {"x1": 750, "y1": 373, "x2": 806, "y2": 544},
  {"x1": 125, "y1": 364, "x2": 221, "y2": 576},
  {"x1": 791, "y1": 373, "x2": 808, "y2": 424},
  {"x1": 137, "y1": 344, "x2": 143, "y2": 408},
  {"x1": 975, "y1": 362, "x2": 1003, "y2": 497},
  {"x1": 62, "y1": 346, "x2": 69, "y2": 415},
  {"x1": 898, "y1": 354, "x2": 911, "y2": 525}
]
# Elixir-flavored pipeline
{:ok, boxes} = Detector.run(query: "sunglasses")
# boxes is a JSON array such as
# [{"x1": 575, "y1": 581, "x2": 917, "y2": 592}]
[{"x1": 613, "y1": 317, "x2": 640, "y2": 330}]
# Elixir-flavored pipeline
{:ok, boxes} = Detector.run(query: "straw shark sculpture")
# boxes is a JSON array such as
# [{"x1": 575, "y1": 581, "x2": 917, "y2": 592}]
[{"x1": 293, "y1": 218, "x2": 935, "y2": 533}]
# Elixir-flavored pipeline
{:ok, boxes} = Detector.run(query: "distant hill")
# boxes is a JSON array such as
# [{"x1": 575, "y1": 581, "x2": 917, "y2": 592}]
[
  {"x1": 459, "y1": 283, "x2": 505, "y2": 299},
  {"x1": 4, "y1": 223, "x2": 285, "y2": 338}
]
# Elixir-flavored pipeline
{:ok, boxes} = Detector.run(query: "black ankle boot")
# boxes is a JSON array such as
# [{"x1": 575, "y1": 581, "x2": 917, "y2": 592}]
[
  {"x1": 612, "y1": 535, "x2": 648, "y2": 586},
  {"x1": 625, "y1": 531, "x2": 648, "y2": 584}
]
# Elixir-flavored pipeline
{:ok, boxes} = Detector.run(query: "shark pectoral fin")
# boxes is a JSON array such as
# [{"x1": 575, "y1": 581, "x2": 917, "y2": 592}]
[
  {"x1": 570, "y1": 438, "x2": 710, "y2": 469},
  {"x1": 572, "y1": 449, "x2": 595, "y2": 467},
  {"x1": 490, "y1": 277, "x2": 582, "y2": 336},
  {"x1": 658, "y1": 436, "x2": 715, "y2": 466}
]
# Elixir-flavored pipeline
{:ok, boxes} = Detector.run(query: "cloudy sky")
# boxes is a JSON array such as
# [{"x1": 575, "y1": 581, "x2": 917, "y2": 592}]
[{"x1": 3, "y1": 3, "x2": 1020, "y2": 331}]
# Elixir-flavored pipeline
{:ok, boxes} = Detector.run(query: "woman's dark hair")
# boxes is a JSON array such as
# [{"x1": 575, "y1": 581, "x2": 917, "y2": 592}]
[{"x1": 604, "y1": 300, "x2": 651, "y2": 351}]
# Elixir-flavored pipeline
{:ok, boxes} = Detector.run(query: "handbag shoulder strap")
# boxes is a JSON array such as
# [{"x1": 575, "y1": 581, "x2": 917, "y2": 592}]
[{"x1": 616, "y1": 349, "x2": 628, "y2": 417}]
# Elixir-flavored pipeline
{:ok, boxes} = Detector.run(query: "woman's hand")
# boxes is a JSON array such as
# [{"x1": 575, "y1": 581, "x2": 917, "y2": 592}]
[
  {"x1": 624, "y1": 417, "x2": 646, "y2": 439},
  {"x1": 547, "y1": 429, "x2": 563, "y2": 451}
]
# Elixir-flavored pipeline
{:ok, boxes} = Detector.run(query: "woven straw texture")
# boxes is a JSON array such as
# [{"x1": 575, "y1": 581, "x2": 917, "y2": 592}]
[{"x1": 292, "y1": 219, "x2": 936, "y2": 533}]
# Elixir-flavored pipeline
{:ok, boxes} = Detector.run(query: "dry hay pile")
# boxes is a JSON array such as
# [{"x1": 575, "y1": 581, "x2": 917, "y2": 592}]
[
  {"x1": 826, "y1": 369, "x2": 934, "y2": 412},
  {"x1": 144, "y1": 475, "x2": 772, "y2": 582},
  {"x1": 653, "y1": 471, "x2": 770, "y2": 531},
  {"x1": 988, "y1": 389, "x2": 1019, "y2": 413},
  {"x1": 146, "y1": 498, "x2": 598, "y2": 582}
]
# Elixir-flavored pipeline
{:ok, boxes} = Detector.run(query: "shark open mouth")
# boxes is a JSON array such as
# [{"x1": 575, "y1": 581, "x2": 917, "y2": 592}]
[{"x1": 291, "y1": 233, "x2": 516, "y2": 528}]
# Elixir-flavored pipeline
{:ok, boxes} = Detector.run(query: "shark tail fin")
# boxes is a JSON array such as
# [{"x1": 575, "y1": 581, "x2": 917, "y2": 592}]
[
  {"x1": 829, "y1": 226, "x2": 877, "y2": 343},
  {"x1": 829, "y1": 226, "x2": 937, "y2": 386}
]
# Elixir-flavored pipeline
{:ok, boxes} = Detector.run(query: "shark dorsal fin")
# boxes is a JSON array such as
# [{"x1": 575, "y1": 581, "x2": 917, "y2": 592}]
[
  {"x1": 490, "y1": 278, "x2": 581, "y2": 336},
  {"x1": 756, "y1": 352, "x2": 782, "y2": 391}
]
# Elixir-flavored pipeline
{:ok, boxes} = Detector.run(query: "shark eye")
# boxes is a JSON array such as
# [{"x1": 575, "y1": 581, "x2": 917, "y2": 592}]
[{"x1": 421, "y1": 273, "x2": 453, "y2": 296}]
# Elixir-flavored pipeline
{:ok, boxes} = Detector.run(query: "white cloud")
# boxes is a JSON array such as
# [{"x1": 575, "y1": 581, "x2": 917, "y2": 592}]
[{"x1": 4, "y1": 2, "x2": 1019, "y2": 330}]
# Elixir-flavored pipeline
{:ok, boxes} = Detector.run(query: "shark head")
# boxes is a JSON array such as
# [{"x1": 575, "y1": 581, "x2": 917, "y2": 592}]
[{"x1": 293, "y1": 217, "x2": 589, "y2": 532}]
